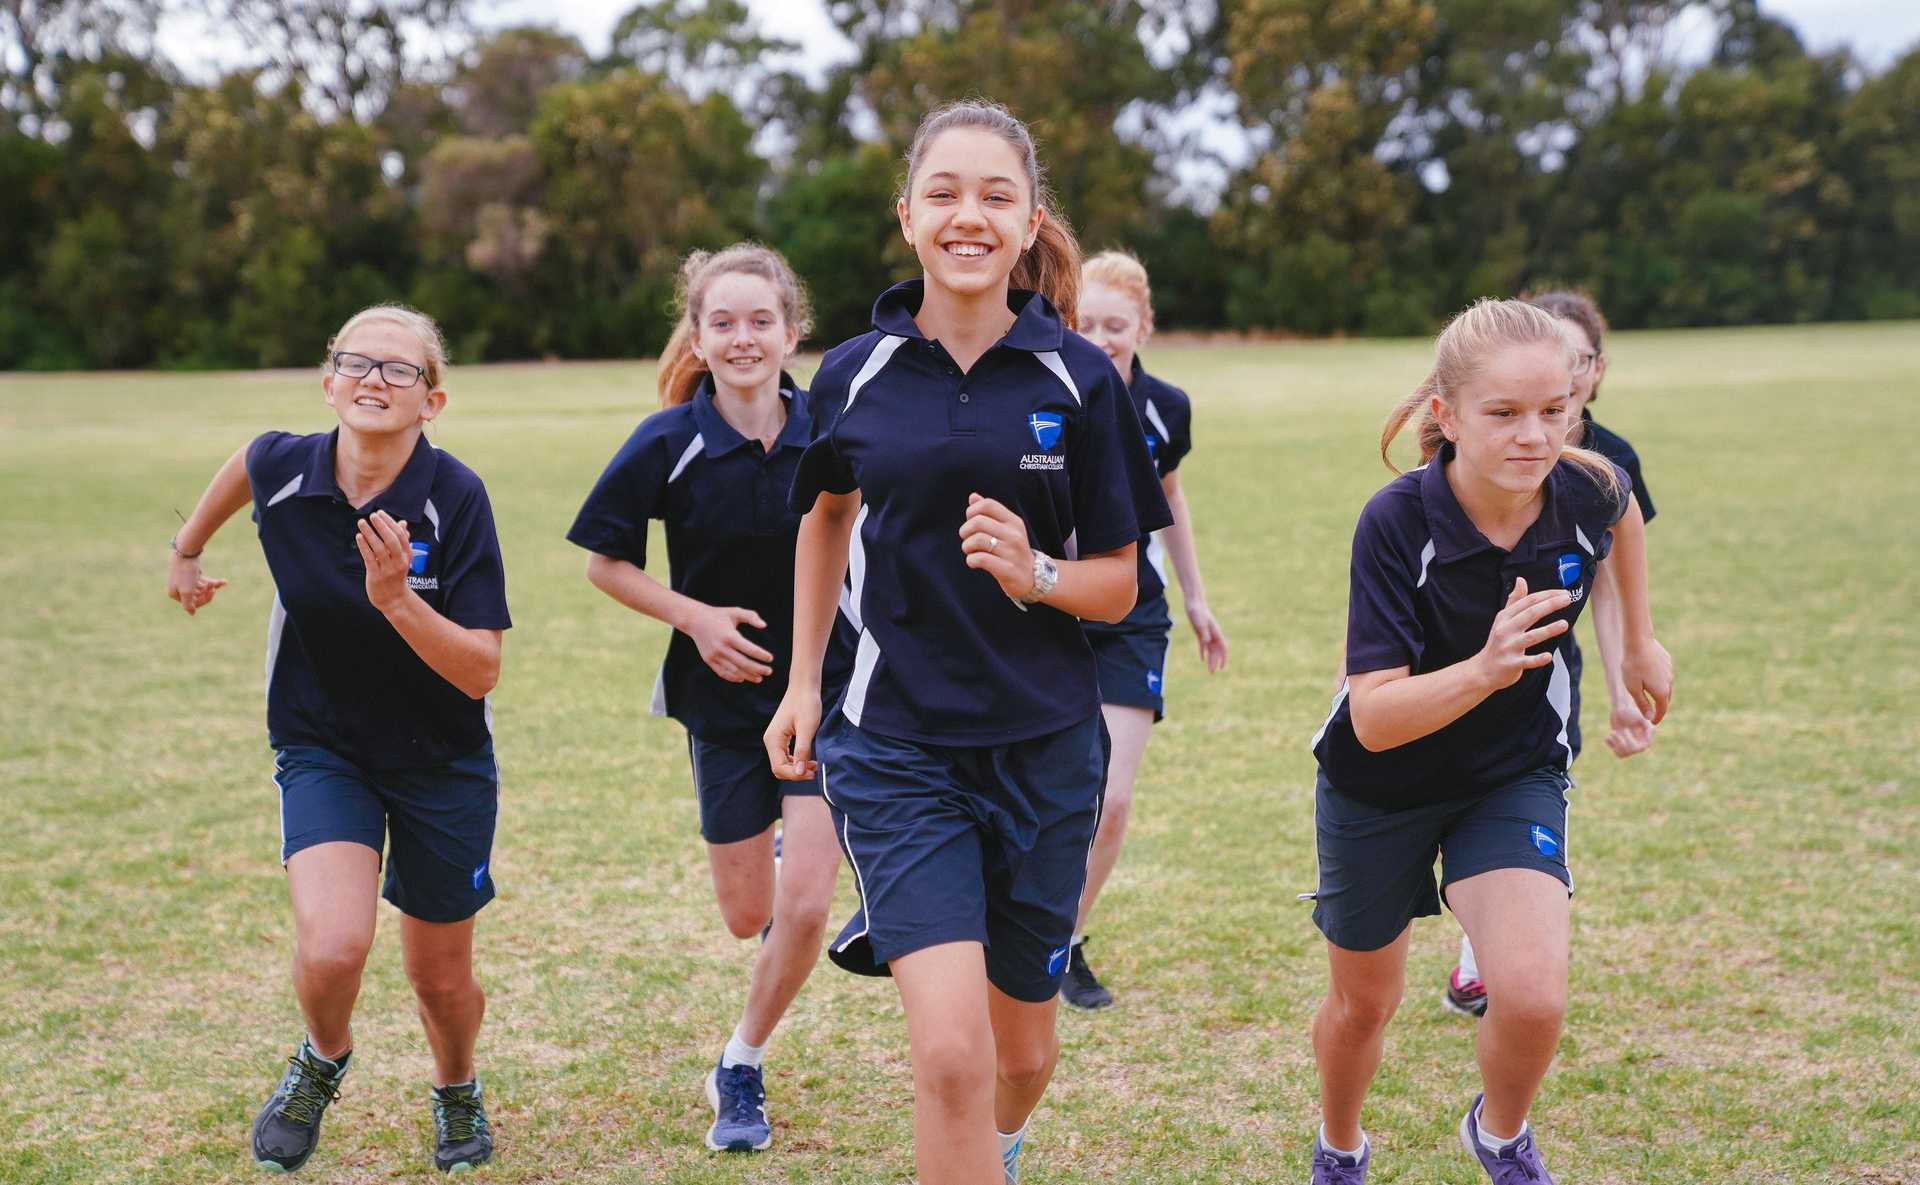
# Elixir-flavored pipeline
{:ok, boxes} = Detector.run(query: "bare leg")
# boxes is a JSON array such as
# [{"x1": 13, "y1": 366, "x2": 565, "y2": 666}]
[
  {"x1": 986, "y1": 985, "x2": 1059, "y2": 1135},
  {"x1": 1312, "y1": 927, "x2": 1410, "y2": 1152},
  {"x1": 1074, "y1": 704, "x2": 1155, "y2": 934},
  {"x1": 735, "y1": 795, "x2": 839, "y2": 1045},
  {"x1": 892, "y1": 941, "x2": 1001, "y2": 1185},
  {"x1": 1446, "y1": 869, "x2": 1569, "y2": 1139},
  {"x1": 706, "y1": 825, "x2": 777, "y2": 940},
  {"x1": 285, "y1": 842, "x2": 381, "y2": 1059},
  {"x1": 399, "y1": 912, "x2": 484, "y2": 1087}
]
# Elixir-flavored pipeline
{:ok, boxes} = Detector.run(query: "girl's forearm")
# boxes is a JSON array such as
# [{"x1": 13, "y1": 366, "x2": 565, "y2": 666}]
[
  {"x1": 789, "y1": 493, "x2": 858, "y2": 692},
  {"x1": 1589, "y1": 560, "x2": 1633, "y2": 704},
  {"x1": 585, "y1": 552, "x2": 705, "y2": 634},
  {"x1": 1043, "y1": 546, "x2": 1137, "y2": 623},
  {"x1": 1604, "y1": 501, "x2": 1656, "y2": 645},
  {"x1": 1160, "y1": 472, "x2": 1209, "y2": 609},
  {"x1": 381, "y1": 597, "x2": 502, "y2": 699},
  {"x1": 175, "y1": 447, "x2": 253, "y2": 553},
  {"x1": 1348, "y1": 659, "x2": 1496, "y2": 752}
]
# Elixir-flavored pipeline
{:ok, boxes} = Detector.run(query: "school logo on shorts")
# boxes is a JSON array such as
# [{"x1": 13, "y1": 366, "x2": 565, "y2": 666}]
[
  {"x1": 406, "y1": 540, "x2": 439, "y2": 590},
  {"x1": 1530, "y1": 824, "x2": 1562, "y2": 859},
  {"x1": 1046, "y1": 943, "x2": 1071, "y2": 976},
  {"x1": 471, "y1": 861, "x2": 489, "y2": 890},
  {"x1": 1028, "y1": 412, "x2": 1063, "y2": 451},
  {"x1": 1146, "y1": 669, "x2": 1162, "y2": 694}
]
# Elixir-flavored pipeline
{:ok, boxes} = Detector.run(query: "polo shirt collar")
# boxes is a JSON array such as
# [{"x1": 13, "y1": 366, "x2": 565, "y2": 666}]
[
  {"x1": 297, "y1": 428, "x2": 438, "y2": 517},
  {"x1": 1419, "y1": 443, "x2": 1577, "y2": 563},
  {"x1": 869, "y1": 279, "x2": 1066, "y2": 353},
  {"x1": 691, "y1": 374, "x2": 807, "y2": 458}
]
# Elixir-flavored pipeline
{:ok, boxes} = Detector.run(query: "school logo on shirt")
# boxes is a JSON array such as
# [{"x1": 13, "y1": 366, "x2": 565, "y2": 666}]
[
  {"x1": 406, "y1": 540, "x2": 439, "y2": 591},
  {"x1": 1028, "y1": 412, "x2": 1063, "y2": 450},
  {"x1": 1144, "y1": 431, "x2": 1159, "y2": 459},
  {"x1": 1530, "y1": 824, "x2": 1562, "y2": 859},
  {"x1": 1046, "y1": 943, "x2": 1071, "y2": 976},
  {"x1": 1556, "y1": 552, "x2": 1583, "y2": 602}
]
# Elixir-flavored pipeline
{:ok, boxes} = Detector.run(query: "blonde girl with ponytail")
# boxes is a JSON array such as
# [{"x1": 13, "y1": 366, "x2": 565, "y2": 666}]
[
  {"x1": 568, "y1": 243, "x2": 856, "y2": 1155},
  {"x1": 1303, "y1": 299, "x2": 1672, "y2": 1185},
  {"x1": 766, "y1": 100, "x2": 1170, "y2": 1185}
]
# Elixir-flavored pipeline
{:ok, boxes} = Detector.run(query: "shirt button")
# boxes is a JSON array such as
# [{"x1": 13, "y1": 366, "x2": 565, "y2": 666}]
[{"x1": 959, "y1": 393, "x2": 970, "y2": 403}]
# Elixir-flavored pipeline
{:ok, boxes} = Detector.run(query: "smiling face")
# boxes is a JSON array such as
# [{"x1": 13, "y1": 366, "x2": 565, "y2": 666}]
[
  {"x1": 322, "y1": 319, "x2": 445, "y2": 439},
  {"x1": 898, "y1": 126, "x2": 1044, "y2": 304},
  {"x1": 1077, "y1": 281, "x2": 1148, "y2": 379},
  {"x1": 1434, "y1": 339, "x2": 1574, "y2": 499},
  {"x1": 688, "y1": 271, "x2": 797, "y2": 397}
]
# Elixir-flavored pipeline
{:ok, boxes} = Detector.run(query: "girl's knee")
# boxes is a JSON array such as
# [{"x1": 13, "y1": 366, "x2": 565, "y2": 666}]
[
  {"x1": 296, "y1": 934, "x2": 372, "y2": 984},
  {"x1": 915, "y1": 1036, "x2": 995, "y2": 1108},
  {"x1": 1325, "y1": 982, "x2": 1402, "y2": 1034},
  {"x1": 995, "y1": 1032, "x2": 1058, "y2": 1092}
]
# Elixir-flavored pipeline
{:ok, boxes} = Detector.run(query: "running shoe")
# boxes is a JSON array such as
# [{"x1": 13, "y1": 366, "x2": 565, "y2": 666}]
[
  {"x1": 251, "y1": 1039, "x2": 349, "y2": 1173},
  {"x1": 1060, "y1": 939, "x2": 1113, "y2": 1010},
  {"x1": 1001, "y1": 1125, "x2": 1025, "y2": 1184},
  {"x1": 1309, "y1": 1131, "x2": 1369, "y2": 1183},
  {"x1": 1444, "y1": 965, "x2": 1489, "y2": 1018},
  {"x1": 1460, "y1": 1094, "x2": 1557, "y2": 1184},
  {"x1": 430, "y1": 1078, "x2": 493, "y2": 1173},
  {"x1": 704, "y1": 1060, "x2": 771, "y2": 1151}
]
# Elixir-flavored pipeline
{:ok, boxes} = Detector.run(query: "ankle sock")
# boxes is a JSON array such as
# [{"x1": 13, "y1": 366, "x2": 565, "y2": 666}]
[
  {"x1": 1318, "y1": 1124, "x2": 1366, "y2": 1160},
  {"x1": 1458, "y1": 935, "x2": 1481, "y2": 983},
  {"x1": 998, "y1": 1122, "x2": 1028, "y2": 1157},
  {"x1": 1474, "y1": 1101, "x2": 1528, "y2": 1153},
  {"x1": 722, "y1": 1027, "x2": 767, "y2": 1070}
]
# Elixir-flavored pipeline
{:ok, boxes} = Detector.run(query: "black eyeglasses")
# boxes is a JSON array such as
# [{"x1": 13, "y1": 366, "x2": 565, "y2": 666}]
[
  {"x1": 333, "y1": 351, "x2": 426, "y2": 388},
  {"x1": 1571, "y1": 350, "x2": 1601, "y2": 377}
]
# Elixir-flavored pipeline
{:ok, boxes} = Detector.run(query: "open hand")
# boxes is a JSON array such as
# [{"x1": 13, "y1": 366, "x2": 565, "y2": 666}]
[
  {"x1": 166, "y1": 554, "x2": 229, "y2": 616},
  {"x1": 1187, "y1": 603, "x2": 1229, "y2": 673},
  {"x1": 1474, "y1": 577, "x2": 1572, "y2": 689},
  {"x1": 354, "y1": 510, "x2": 412, "y2": 613},
  {"x1": 686, "y1": 603, "x2": 775, "y2": 684}
]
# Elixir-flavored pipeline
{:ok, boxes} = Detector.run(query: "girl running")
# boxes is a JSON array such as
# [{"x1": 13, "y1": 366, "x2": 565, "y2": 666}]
[
  {"x1": 567, "y1": 244, "x2": 853, "y2": 1154},
  {"x1": 764, "y1": 101, "x2": 1170, "y2": 1185},
  {"x1": 1445, "y1": 288, "x2": 1660, "y2": 1017},
  {"x1": 166, "y1": 304, "x2": 508, "y2": 1175},
  {"x1": 1063, "y1": 250, "x2": 1229, "y2": 1009},
  {"x1": 1305, "y1": 299, "x2": 1672, "y2": 1184}
]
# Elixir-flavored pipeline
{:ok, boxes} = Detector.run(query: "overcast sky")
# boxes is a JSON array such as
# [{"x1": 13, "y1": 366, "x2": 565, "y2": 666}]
[{"x1": 480, "y1": 0, "x2": 1920, "y2": 70}]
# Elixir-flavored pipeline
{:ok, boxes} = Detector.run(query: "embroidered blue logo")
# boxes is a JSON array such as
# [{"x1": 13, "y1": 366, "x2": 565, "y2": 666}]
[
  {"x1": 1146, "y1": 669, "x2": 1162, "y2": 694},
  {"x1": 410, "y1": 541, "x2": 431, "y2": 575},
  {"x1": 1143, "y1": 431, "x2": 1159, "y2": 458},
  {"x1": 1530, "y1": 825, "x2": 1562, "y2": 859},
  {"x1": 1046, "y1": 943, "x2": 1071, "y2": 976},
  {"x1": 1556, "y1": 552, "x2": 1582, "y2": 589},
  {"x1": 471, "y1": 861, "x2": 488, "y2": 890},
  {"x1": 1028, "y1": 412, "x2": 1063, "y2": 451}
]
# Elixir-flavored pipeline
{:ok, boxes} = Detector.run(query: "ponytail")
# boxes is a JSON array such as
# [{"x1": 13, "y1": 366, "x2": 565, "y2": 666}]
[
  {"x1": 656, "y1": 319, "x2": 705, "y2": 407},
  {"x1": 1014, "y1": 209, "x2": 1081, "y2": 326}
]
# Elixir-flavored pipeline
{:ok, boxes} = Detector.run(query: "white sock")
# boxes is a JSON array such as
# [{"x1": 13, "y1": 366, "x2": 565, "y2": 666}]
[
  {"x1": 721, "y1": 1026, "x2": 767, "y2": 1070},
  {"x1": 1474, "y1": 1101, "x2": 1527, "y2": 1153},
  {"x1": 1318, "y1": 1124, "x2": 1366, "y2": 1160},
  {"x1": 1458, "y1": 934, "x2": 1480, "y2": 983},
  {"x1": 998, "y1": 1122, "x2": 1027, "y2": 1156},
  {"x1": 1071, "y1": 933, "x2": 1086, "y2": 947}
]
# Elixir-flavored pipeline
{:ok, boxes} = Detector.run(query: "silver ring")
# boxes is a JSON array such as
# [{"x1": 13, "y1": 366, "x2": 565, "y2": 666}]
[{"x1": 988, "y1": 537, "x2": 999, "y2": 553}]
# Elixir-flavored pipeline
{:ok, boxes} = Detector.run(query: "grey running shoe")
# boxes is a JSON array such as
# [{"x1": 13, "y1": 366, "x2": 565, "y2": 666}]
[
  {"x1": 251, "y1": 1040, "x2": 349, "y2": 1173},
  {"x1": 430, "y1": 1078, "x2": 493, "y2": 1173}
]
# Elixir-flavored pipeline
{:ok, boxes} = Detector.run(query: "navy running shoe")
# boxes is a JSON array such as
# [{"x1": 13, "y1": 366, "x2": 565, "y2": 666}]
[
  {"x1": 1310, "y1": 1131, "x2": 1369, "y2": 1183},
  {"x1": 430, "y1": 1078, "x2": 493, "y2": 1173},
  {"x1": 1060, "y1": 939, "x2": 1113, "y2": 1010},
  {"x1": 704, "y1": 1060, "x2": 771, "y2": 1152},
  {"x1": 1461, "y1": 1094, "x2": 1557, "y2": 1184},
  {"x1": 251, "y1": 1040, "x2": 349, "y2": 1173}
]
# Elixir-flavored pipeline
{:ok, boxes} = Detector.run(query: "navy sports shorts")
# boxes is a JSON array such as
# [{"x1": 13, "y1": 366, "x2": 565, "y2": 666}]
[
  {"x1": 1310, "y1": 765, "x2": 1572, "y2": 952},
  {"x1": 275, "y1": 740, "x2": 499, "y2": 924},
  {"x1": 689, "y1": 732, "x2": 821, "y2": 846},
  {"x1": 815, "y1": 709, "x2": 1108, "y2": 1003},
  {"x1": 1089, "y1": 619, "x2": 1170, "y2": 721}
]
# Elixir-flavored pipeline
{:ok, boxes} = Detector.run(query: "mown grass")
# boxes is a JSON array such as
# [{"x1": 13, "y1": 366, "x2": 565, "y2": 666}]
[{"x1": 1, "y1": 322, "x2": 1915, "y2": 1184}]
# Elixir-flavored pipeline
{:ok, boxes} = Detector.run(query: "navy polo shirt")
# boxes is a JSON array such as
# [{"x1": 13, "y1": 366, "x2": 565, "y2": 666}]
[
  {"x1": 1311, "y1": 446, "x2": 1632, "y2": 808},
  {"x1": 791, "y1": 280, "x2": 1172, "y2": 747},
  {"x1": 1088, "y1": 355, "x2": 1193, "y2": 634},
  {"x1": 246, "y1": 430, "x2": 511, "y2": 771},
  {"x1": 1582, "y1": 410, "x2": 1655, "y2": 524},
  {"x1": 567, "y1": 377, "x2": 856, "y2": 749}
]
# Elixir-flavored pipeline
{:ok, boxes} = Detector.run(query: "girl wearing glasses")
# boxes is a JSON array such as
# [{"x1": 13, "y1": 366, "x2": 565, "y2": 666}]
[
  {"x1": 1442, "y1": 289, "x2": 1661, "y2": 1019},
  {"x1": 166, "y1": 304, "x2": 508, "y2": 1175}
]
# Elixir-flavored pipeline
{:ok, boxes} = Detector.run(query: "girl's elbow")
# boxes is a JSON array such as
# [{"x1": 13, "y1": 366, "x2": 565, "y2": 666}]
[{"x1": 1348, "y1": 704, "x2": 1394, "y2": 752}]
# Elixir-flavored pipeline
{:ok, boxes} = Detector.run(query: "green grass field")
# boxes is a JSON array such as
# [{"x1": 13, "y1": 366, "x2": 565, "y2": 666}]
[{"x1": 2, "y1": 323, "x2": 1916, "y2": 1185}]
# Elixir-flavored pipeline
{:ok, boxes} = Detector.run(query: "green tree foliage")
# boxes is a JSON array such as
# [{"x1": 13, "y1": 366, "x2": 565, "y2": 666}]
[{"x1": 1, "y1": 0, "x2": 1917, "y2": 369}]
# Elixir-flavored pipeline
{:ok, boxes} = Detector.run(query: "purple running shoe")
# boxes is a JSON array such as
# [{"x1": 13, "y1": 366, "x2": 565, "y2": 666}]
[
  {"x1": 1460, "y1": 1094, "x2": 1556, "y2": 1184},
  {"x1": 1309, "y1": 1132, "x2": 1369, "y2": 1184}
]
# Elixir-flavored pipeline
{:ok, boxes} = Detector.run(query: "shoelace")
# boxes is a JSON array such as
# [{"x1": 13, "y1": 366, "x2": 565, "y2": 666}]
[
  {"x1": 1311, "y1": 1146, "x2": 1365, "y2": 1183},
  {"x1": 277, "y1": 1054, "x2": 342, "y2": 1126},
  {"x1": 433, "y1": 1090, "x2": 487, "y2": 1143},
  {"x1": 1496, "y1": 1134, "x2": 1543, "y2": 1182},
  {"x1": 720, "y1": 1067, "x2": 765, "y2": 1122}
]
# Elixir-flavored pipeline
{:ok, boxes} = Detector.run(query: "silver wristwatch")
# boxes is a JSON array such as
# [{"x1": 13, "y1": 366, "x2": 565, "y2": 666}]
[{"x1": 1018, "y1": 550, "x2": 1059, "y2": 605}]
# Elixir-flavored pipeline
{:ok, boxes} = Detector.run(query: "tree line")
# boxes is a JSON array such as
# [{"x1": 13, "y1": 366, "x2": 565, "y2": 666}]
[{"x1": 3, "y1": 0, "x2": 1915, "y2": 371}]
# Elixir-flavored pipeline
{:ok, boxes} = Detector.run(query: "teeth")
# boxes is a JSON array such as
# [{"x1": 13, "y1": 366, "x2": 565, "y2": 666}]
[{"x1": 947, "y1": 244, "x2": 989, "y2": 257}]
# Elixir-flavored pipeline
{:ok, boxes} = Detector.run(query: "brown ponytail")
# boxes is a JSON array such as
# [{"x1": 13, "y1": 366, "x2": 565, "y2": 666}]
[
  {"x1": 1383, "y1": 298, "x2": 1622, "y2": 500},
  {"x1": 902, "y1": 100, "x2": 1081, "y2": 324},
  {"x1": 656, "y1": 243, "x2": 814, "y2": 408}
]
